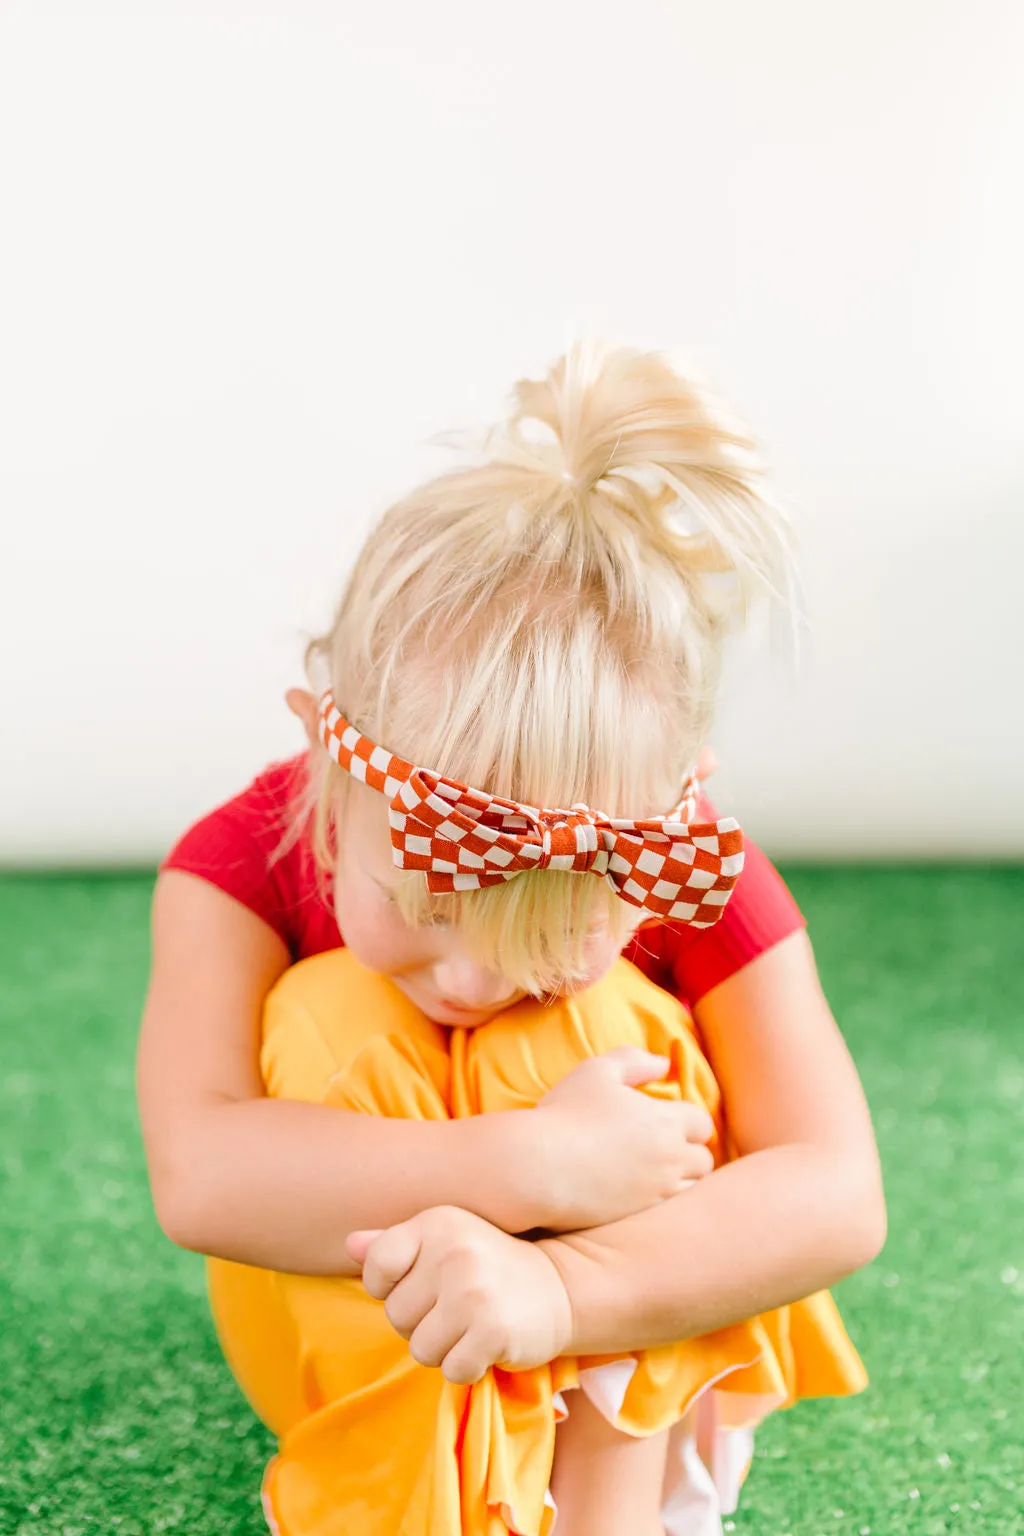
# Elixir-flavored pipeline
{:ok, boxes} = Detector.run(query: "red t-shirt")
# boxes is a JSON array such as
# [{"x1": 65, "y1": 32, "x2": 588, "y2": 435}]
[{"x1": 161, "y1": 755, "x2": 805, "y2": 1011}]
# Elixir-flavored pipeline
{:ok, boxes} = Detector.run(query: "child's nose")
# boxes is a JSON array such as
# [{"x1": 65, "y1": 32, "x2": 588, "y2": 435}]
[{"x1": 430, "y1": 955, "x2": 519, "y2": 1011}]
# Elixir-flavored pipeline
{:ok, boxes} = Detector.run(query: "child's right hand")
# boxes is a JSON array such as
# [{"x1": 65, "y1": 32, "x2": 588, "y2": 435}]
[{"x1": 529, "y1": 1047, "x2": 715, "y2": 1232}]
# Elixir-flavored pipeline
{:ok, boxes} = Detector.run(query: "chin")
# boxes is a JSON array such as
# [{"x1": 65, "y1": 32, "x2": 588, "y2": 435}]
[{"x1": 424, "y1": 1000, "x2": 498, "y2": 1027}]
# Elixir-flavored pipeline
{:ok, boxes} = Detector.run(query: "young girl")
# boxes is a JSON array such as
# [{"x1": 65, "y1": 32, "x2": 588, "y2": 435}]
[{"x1": 137, "y1": 345, "x2": 885, "y2": 1536}]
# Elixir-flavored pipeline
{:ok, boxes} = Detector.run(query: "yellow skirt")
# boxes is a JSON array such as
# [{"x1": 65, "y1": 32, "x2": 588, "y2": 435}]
[{"x1": 207, "y1": 952, "x2": 867, "y2": 1536}]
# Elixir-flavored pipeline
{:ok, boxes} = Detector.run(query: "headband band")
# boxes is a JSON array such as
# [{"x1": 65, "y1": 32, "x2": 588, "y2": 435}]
[{"x1": 317, "y1": 690, "x2": 744, "y2": 928}]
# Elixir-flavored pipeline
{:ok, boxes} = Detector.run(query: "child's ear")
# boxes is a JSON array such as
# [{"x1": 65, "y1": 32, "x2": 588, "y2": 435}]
[
  {"x1": 285, "y1": 688, "x2": 320, "y2": 747},
  {"x1": 695, "y1": 744, "x2": 718, "y2": 782}
]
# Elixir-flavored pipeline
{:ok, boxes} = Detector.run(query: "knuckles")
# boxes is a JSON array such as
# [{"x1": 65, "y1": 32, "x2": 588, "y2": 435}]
[
  {"x1": 443, "y1": 1258, "x2": 497, "y2": 1314},
  {"x1": 442, "y1": 1326, "x2": 506, "y2": 1385},
  {"x1": 443, "y1": 1354, "x2": 484, "y2": 1386},
  {"x1": 384, "y1": 1296, "x2": 417, "y2": 1338},
  {"x1": 683, "y1": 1105, "x2": 715, "y2": 1144},
  {"x1": 409, "y1": 1333, "x2": 443, "y2": 1368},
  {"x1": 423, "y1": 1204, "x2": 470, "y2": 1237},
  {"x1": 362, "y1": 1270, "x2": 390, "y2": 1302}
]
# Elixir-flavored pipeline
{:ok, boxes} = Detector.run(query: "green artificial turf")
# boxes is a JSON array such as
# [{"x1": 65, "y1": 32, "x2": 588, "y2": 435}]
[{"x1": 0, "y1": 867, "x2": 1022, "y2": 1535}]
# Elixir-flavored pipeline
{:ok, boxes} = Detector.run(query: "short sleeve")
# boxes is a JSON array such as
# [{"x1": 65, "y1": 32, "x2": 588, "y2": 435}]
[
  {"x1": 632, "y1": 787, "x2": 806, "y2": 1010},
  {"x1": 664, "y1": 833, "x2": 806, "y2": 1007},
  {"x1": 160, "y1": 756, "x2": 341, "y2": 962}
]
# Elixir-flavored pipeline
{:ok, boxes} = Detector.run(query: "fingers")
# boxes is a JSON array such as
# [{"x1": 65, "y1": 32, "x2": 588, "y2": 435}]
[
  {"x1": 680, "y1": 1143, "x2": 715, "y2": 1179},
  {"x1": 406, "y1": 1303, "x2": 473, "y2": 1375},
  {"x1": 666, "y1": 1100, "x2": 715, "y2": 1179},
  {"x1": 388, "y1": 1263, "x2": 499, "y2": 1385},
  {"x1": 384, "y1": 1266, "x2": 439, "y2": 1341},
  {"x1": 345, "y1": 1228, "x2": 382, "y2": 1266},
  {"x1": 660, "y1": 1098, "x2": 713, "y2": 1145},
  {"x1": 440, "y1": 1328, "x2": 497, "y2": 1385},
  {"x1": 402, "y1": 1300, "x2": 497, "y2": 1385},
  {"x1": 600, "y1": 1045, "x2": 672, "y2": 1088},
  {"x1": 359, "y1": 1222, "x2": 423, "y2": 1301},
  {"x1": 678, "y1": 1101, "x2": 715, "y2": 1146}
]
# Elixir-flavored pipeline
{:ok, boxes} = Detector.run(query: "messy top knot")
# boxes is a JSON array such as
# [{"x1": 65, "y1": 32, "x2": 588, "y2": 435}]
[
  {"x1": 306, "y1": 343, "x2": 795, "y2": 993},
  {"x1": 508, "y1": 342, "x2": 787, "y2": 582},
  {"x1": 406, "y1": 342, "x2": 792, "y2": 641}
]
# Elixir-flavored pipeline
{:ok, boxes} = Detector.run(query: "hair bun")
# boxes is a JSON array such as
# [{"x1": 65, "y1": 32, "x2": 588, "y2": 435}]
[{"x1": 499, "y1": 342, "x2": 793, "y2": 608}]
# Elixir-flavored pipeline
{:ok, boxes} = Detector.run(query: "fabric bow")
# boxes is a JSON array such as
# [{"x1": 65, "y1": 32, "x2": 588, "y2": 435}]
[{"x1": 318, "y1": 691, "x2": 744, "y2": 927}]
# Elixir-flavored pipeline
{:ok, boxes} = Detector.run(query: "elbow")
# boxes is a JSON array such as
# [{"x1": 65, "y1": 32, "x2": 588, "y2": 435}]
[
  {"x1": 836, "y1": 1162, "x2": 888, "y2": 1276},
  {"x1": 864, "y1": 1181, "x2": 889, "y2": 1263},
  {"x1": 150, "y1": 1168, "x2": 209, "y2": 1255},
  {"x1": 848, "y1": 1195, "x2": 887, "y2": 1274},
  {"x1": 142, "y1": 1106, "x2": 227, "y2": 1255}
]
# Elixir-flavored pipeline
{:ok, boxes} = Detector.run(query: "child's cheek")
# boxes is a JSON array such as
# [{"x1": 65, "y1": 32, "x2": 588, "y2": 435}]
[
  {"x1": 583, "y1": 929, "x2": 631, "y2": 983},
  {"x1": 333, "y1": 888, "x2": 412, "y2": 976},
  {"x1": 543, "y1": 931, "x2": 630, "y2": 1003}
]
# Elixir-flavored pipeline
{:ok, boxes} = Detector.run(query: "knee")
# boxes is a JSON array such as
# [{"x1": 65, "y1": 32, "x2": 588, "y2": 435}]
[
  {"x1": 465, "y1": 972, "x2": 651, "y2": 1111},
  {"x1": 260, "y1": 952, "x2": 448, "y2": 1104},
  {"x1": 259, "y1": 957, "x2": 350, "y2": 1101}
]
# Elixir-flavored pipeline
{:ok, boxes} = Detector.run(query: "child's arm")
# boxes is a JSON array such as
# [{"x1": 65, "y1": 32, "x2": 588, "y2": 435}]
[
  {"x1": 541, "y1": 928, "x2": 886, "y2": 1348},
  {"x1": 137, "y1": 872, "x2": 711, "y2": 1276},
  {"x1": 350, "y1": 929, "x2": 885, "y2": 1377}
]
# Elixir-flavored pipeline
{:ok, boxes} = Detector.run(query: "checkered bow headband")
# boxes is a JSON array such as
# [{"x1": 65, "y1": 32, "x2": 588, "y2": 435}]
[{"x1": 317, "y1": 691, "x2": 744, "y2": 928}]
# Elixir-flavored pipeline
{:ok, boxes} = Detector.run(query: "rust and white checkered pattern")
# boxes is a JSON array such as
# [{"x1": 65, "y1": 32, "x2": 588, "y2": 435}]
[{"x1": 318, "y1": 691, "x2": 744, "y2": 927}]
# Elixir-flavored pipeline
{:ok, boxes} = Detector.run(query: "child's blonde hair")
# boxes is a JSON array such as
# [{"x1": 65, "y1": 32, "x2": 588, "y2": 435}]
[{"x1": 306, "y1": 343, "x2": 793, "y2": 995}]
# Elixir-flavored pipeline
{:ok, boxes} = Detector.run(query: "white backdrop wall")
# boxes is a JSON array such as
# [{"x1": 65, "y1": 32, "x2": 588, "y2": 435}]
[{"x1": 1, "y1": 1, "x2": 1022, "y2": 863}]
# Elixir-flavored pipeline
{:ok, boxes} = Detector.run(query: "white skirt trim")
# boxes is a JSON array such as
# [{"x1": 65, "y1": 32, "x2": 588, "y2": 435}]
[{"x1": 547, "y1": 1353, "x2": 786, "y2": 1536}]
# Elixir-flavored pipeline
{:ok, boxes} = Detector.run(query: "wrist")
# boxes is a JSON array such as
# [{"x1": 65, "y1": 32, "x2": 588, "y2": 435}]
[
  {"x1": 531, "y1": 1240, "x2": 574, "y2": 1363},
  {"x1": 535, "y1": 1236, "x2": 585, "y2": 1353},
  {"x1": 536, "y1": 1232, "x2": 629, "y2": 1356},
  {"x1": 456, "y1": 1111, "x2": 550, "y2": 1234}
]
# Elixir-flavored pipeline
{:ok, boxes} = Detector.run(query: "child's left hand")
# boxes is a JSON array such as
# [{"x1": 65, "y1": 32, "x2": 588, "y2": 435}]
[{"x1": 347, "y1": 1207, "x2": 572, "y2": 1384}]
